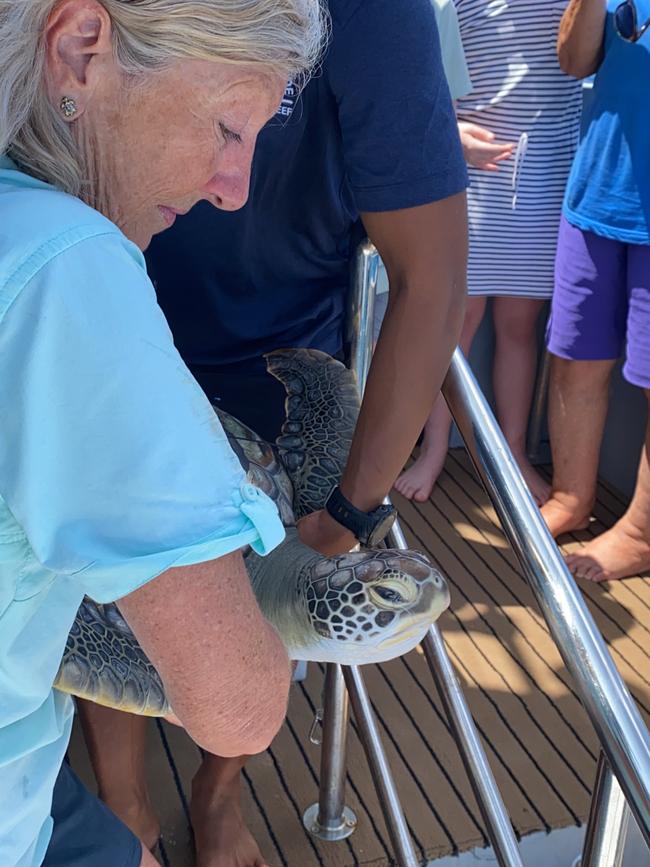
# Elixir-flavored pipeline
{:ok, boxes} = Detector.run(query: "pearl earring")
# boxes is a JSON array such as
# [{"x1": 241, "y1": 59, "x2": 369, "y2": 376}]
[{"x1": 59, "y1": 96, "x2": 78, "y2": 118}]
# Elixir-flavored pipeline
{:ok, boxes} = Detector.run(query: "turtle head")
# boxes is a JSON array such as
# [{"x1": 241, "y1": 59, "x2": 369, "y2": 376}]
[{"x1": 304, "y1": 549, "x2": 450, "y2": 664}]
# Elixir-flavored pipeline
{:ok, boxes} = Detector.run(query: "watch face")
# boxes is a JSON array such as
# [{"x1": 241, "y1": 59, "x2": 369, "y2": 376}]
[{"x1": 367, "y1": 511, "x2": 397, "y2": 547}]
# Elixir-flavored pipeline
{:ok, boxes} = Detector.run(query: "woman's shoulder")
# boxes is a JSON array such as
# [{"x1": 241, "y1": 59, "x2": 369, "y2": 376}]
[
  {"x1": 0, "y1": 168, "x2": 144, "y2": 307},
  {"x1": 0, "y1": 170, "x2": 124, "y2": 255}
]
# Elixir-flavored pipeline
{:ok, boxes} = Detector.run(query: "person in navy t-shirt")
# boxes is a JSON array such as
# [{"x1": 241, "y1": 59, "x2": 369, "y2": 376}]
[{"x1": 81, "y1": 1, "x2": 469, "y2": 864}]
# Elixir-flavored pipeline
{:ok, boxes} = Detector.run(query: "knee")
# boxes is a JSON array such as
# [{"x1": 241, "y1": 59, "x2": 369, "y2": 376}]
[
  {"x1": 496, "y1": 312, "x2": 539, "y2": 345},
  {"x1": 550, "y1": 354, "x2": 614, "y2": 390},
  {"x1": 460, "y1": 298, "x2": 486, "y2": 344}
]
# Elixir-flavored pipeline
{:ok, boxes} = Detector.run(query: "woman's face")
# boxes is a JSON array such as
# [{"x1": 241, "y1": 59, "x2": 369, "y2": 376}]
[{"x1": 81, "y1": 59, "x2": 286, "y2": 249}]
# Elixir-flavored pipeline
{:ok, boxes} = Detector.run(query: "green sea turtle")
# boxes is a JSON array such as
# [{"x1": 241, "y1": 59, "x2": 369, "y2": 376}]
[{"x1": 55, "y1": 350, "x2": 449, "y2": 717}]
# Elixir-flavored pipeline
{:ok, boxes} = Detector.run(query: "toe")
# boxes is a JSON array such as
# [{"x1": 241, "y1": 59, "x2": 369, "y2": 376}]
[
  {"x1": 586, "y1": 565, "x2": 608, "y2": 583},
  {"x1": 583, "y1": 564, "x2": 603, "y2": 582},
  {"x1": 393, "y1": 477, "x2": 410, "y2": 497},
  {"x1": 564, "y1": 553, "x2": 579, "y2": 573}
]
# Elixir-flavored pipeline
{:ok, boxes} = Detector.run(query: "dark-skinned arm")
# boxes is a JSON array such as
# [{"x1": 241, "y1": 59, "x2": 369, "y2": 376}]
[
  {"x1": 557, "y1": 0, "x2": 607, "y2": 78},
  {"x1": 297, "y1": 192, "x2": 468, "y2": 555}
]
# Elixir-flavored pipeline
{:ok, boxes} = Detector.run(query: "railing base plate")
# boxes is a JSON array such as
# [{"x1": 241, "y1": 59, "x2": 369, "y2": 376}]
[{"x1": 302, "y1": 804, "x2": 357, "y2": 841}]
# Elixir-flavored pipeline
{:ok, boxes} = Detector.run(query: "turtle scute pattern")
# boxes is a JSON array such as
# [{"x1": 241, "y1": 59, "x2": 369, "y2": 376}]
[
  {"x1": 266, "y1": 348, "x2": 361, "y2": 518},
  {"x1": 304, "y1": 549, "x2": 446, "y2": 645},
  {"x1": 215, "y1": 407, "x2": 294, "y2": 526},
  {"x1": 61, "y1": 599, "x2": 167, "y2": 716}
]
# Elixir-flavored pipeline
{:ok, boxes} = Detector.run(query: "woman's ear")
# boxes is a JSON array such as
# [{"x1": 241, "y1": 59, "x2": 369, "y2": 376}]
[{"x1": 45, "y1": 0, "x2": 114, "y2": 121}]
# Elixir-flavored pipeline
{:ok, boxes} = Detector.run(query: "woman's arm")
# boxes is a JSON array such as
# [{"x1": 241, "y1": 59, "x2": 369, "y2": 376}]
[
  {"x1": 558, "y1": 0, "x2": 608, "y2": 78},
  {"x1": 119, "y1": 550, "x2": 290, "y2": 757},
  {"x1": 457, "y1": 122, "x2": 514, "y2": 170}
]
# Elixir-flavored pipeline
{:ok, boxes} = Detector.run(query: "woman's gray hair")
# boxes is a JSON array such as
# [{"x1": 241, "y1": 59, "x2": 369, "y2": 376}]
[{"x1": 0, "y1": 0, "x2": 326, "y2": 194}]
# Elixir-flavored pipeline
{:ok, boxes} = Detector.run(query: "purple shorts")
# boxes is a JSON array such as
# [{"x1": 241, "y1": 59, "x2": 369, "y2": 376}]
[{"x1": 547, "y1": 216, "x2": 650, "y2": 390}]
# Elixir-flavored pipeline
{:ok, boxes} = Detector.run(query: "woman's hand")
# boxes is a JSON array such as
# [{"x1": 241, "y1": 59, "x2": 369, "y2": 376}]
[
  {"x1": 297, "y1": 509, "x2": 357, "y2": 556},
  {"x1": 458, "y1": 122, "x2": 515, "y2": 170}
]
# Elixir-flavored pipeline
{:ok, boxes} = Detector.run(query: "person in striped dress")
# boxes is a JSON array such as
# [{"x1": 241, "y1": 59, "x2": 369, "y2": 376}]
[{"x1": 396, "y1": 0, "x2": 583, "y2": 505}]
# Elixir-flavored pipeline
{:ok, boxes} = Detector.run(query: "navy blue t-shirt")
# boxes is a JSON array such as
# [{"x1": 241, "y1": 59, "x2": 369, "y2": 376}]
[{"x1": 146, "y1": 0, "x2": 467, "y2": 374}]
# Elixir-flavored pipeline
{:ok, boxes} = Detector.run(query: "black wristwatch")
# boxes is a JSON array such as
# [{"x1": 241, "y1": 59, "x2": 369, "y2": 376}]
[{"x1": 325, "y1": 485, "x2": 397, "y2": 547}]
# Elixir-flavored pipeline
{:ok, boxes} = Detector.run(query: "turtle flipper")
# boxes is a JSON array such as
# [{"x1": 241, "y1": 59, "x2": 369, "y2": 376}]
[
  {"x1": 265, "y1": 349, "x2": 360, "y2": 518},
  {"x1": 54, "y1": 599, "x2": 169, "y2": 717},
  {"x1": 215, "y1": 407, "x2": 294, "y2": 526}
]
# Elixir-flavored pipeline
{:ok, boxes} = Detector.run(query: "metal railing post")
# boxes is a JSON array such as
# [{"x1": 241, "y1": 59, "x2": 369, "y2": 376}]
[
  {"x1": 305, "y1": 240, "x2": 419, "y2": 865},
  {"x1": 442, "y1": 348, "x2": 650, "y2": 847},
  {"x1": 346, "y1": 240, "x2": 379, "y2": 388},
  {"x1": 388, "y1": 522, "x2": 524, "y2": 867},
  {"x1": 343, "y1": 665, "x2": 420, "y2": 867},
  {"x1": 303, "y1": 664, "x2": 357, "y2": 839},
  {"x1": 579, "y1": 752, "x2": 631, "y2": 867},
  {"x1": 351, "y1": 241, "x2": 523, "y2": 865}
]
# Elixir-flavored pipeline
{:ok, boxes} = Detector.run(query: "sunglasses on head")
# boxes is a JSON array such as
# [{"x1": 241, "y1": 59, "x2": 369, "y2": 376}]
[{"x1": 614, "y1": 0, "x2": 650, "y2": 42}]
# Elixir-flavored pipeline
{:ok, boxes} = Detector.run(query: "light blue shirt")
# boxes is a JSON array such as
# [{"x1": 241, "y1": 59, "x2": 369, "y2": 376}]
[
  {"x1": 563, "y1": 0, "x2": 650, "y2": 244},
  {"x1": 0, "y1": 157, "x2": 285, "y2": 867}
]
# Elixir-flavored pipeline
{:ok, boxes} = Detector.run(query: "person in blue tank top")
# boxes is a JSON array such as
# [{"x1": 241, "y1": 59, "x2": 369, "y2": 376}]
[
  {"x1": 542, "y1": 0, "x2": 650, "y2": 584},
  {"x1": 115, "y1": 1, "x2": 468, "y2": 864}
]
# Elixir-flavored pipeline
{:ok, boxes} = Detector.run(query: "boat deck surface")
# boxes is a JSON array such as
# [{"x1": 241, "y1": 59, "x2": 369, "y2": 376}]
[{"x1": 69, "y1": 449, "x2": 650, "y2": 867}]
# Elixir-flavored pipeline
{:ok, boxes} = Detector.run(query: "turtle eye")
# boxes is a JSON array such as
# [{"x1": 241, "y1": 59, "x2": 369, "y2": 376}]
[
  {"x1": 369, "y1": 575, "x2": 418, "y2": 609},
  {"x1": 374, "y1": 586, "x2": 403, "y2": 604}
]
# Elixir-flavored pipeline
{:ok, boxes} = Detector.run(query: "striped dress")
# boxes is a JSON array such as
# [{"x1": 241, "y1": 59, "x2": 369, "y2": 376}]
[{"x1": 454, "y1": 0, "x2": 583, "y2": 298}]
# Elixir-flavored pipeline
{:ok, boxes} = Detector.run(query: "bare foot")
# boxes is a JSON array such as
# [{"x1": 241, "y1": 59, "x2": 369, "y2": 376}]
[
  {"x1": 191, "y1": 766, "x2": 268, "y2": 867},
  {"x1": 101, "y1": 792, "x2": 160, "y2": 852},
  {"x1": 510, "y1": 452, "x2": 551, "y2": 506},
  {"x1": 540, "y1": 495, "x2": 592, "y2": 539},
  {"x1": 565, "y1": 519, "x2": 650, "y2": 582},
  {"x1": 394, "y1": 451, "x2": 447, "y2": 502}
]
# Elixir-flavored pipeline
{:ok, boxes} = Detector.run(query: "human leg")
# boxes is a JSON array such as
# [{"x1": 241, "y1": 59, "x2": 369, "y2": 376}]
[
  {"x1": 492, "y1": 296, "x2": 549, "y2": 504},
  {"x1": 78, "y1": 683, "x2": 270, "y2": 867},
  {"x1": 541, "y1": 357, "x2": 616, "y2": 536},
  {"x1": 395, "y1": 296, "x2": 487, "y2": 501},
  {"x1": 542, "y1": 218, "x2": 627, "y2": 536},
  {"x1": 77, "y1": 700, "x2": 160, "y2": 850},
  {"x1": 565, "y1": 242, "x2": 650, "y2": 580},
  {"x1": 566, "y1": 395, "x2": 650, "y2": 581},
  {"x1": 191, "y1": 753, "x2": 269, "y2": 867}
]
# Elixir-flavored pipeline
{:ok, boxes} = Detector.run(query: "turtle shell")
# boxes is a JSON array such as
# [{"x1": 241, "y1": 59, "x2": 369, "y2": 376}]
[{"x1": 214, "y1": 407, "x2": 295, "y2": 527}]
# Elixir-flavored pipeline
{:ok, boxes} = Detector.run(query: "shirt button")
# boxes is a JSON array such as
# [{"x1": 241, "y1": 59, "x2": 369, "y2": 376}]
[{"x1": 240, "y1": 483, "x2": 262, "y2": 502}]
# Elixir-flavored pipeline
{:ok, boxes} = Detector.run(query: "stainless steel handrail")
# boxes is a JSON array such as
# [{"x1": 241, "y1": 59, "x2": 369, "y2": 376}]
[
  {"x1": 348, "y1": 240, "x2": 523, "y2": 866},
  {"x1": 305, "y1": 241, "x2": 420, "y2": 866},
  {"x1": 443, "y1": 347, "x2": 650, "y2": 848},
  {"x1": 358, "y1": 240, "x2": 650, "y2": 860},
  {"x1": 312, "y1": 239, "x2": 650, "y2": 865},
  {"x1": 581, "y1": 752, "x2": 631, "y2": 867}
]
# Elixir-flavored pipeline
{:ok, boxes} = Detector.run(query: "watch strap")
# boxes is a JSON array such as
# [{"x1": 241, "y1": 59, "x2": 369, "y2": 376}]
[{"x1": 325, "y1": 485, "x2": 396, "y2": 545}]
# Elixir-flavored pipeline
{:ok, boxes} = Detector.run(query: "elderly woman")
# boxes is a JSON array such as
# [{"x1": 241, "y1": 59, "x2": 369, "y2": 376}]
[{"x1": 0, "y1": 1, "x2": 323, "y2": 866}]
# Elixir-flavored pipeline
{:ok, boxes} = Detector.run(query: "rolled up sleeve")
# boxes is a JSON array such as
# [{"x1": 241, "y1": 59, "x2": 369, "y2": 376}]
[{"x1": 0, "y1": 231, "x2": 284, "y2": 603}]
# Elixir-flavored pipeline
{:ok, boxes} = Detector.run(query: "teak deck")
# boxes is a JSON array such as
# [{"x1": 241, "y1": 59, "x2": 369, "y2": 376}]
[{"x1": 69, "y1": 450, "x2": 650, "y2": 867}]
